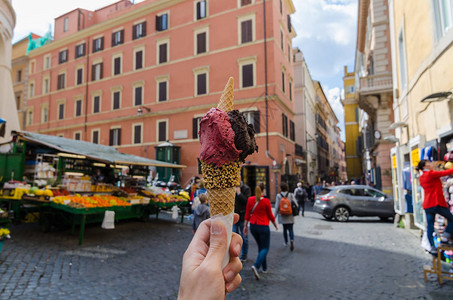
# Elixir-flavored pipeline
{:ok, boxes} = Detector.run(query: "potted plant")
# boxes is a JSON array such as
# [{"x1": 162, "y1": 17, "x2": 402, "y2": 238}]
[{"x1": 0, "y1": 227, "x2": 11, "y2": 253}]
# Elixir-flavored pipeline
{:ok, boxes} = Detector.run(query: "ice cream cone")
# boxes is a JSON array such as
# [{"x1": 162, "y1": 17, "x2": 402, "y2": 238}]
[
  {"x1": 207, "y1": 187, "x2": 236, "y2": 216},
  {"x1": 217, "y1": 77, "x2": 234, "y2": 113}
]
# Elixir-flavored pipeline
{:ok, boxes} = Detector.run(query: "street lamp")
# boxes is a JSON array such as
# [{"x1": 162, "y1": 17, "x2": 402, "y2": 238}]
[{"x1": 137, "y1": 106, "x2": 151, "y2": 116}]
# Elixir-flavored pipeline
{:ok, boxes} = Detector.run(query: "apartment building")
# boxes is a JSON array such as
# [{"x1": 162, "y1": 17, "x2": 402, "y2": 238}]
[
  {"x1": 388, "y1": 0, "x2": 453, "y2": 229},
  {"x1": 354, "y1": 0, "x2": 394, "y2": 195},
  {"x1": 0, "y1": 0, "x2": 20, "y2": 145},
  {"x1": 25, "y1": 0, "x2": 297, "y2": 198}
]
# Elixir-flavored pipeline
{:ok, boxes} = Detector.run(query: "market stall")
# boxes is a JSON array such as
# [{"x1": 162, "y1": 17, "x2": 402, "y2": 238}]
[{"x1": 0, "y1": 131, "x2": 188, "y2": 244}]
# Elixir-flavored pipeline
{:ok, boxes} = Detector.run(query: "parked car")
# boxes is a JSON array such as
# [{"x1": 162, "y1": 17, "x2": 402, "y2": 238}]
[{"x1": 313, "y1": 185, "x2": 394, "y2": 222}]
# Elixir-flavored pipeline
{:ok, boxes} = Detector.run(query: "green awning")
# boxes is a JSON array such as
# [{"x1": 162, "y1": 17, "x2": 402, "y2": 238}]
[{"x1": 16, "y1": 131, "x2": 185, "y2": 169}]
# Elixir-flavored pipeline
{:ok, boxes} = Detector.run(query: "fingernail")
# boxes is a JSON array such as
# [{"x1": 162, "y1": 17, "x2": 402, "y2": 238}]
[
  {"x1": 211, "y1": 220, "x2": 222, "y2": 235},
  {"x1": 226, "y1": 270, "x2": 234, "y2": 282},
  {"x1": 234, "y1": 243, "x2": 241, "y2": 255}
]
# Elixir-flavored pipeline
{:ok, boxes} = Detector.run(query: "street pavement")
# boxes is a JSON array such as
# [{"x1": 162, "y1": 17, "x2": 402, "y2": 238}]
[{"x1": 1, "y1": 203, "x2": 453, "y2": 299}]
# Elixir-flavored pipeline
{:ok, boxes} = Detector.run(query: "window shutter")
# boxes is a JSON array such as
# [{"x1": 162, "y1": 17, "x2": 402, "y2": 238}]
[
  {"x1": 159, "y1": 81, "x2": 167, "y2": 101},
  {"x1": 287, "y1": 15, "x2": 292, "y2": 32},
  {"x1": 135, "y1": 125, "x2": 141, "y2": 144},
  {"x1": 114, "y1": 58, "x2": 120, "y2": 75},
  {"x1": 92, "y1": 41, "x2": 96, "y2": 53},
  {"x1": 196, "y1": 2, "x2": 201, "y2": 20},
  {"x1": 142, "y1": 22, "x2": 146, "y2": 36},
  {"x1": 82, "y1": 43, "x2": 86, "y2": 56},
  {"x1": 118, "y1": 129, "x2": 122, "y2": 145},
  {"x1": 159, "y1": 122, "x2": 166, "y2": 141},
  {"x1": 242, "y1": 64, "x2": 253, "y2": 87},
  {"x1": 197, "y1": 73, "x2": 206, "y2": 95},
  {"x1": 112, "y1": 32, "x2": 115, "y2": 46},
  {"x1": 159, "y1": 43, "x2": 167, "y2": 63},
  {"x1": 132, "y1": 24, "x2": 137, "y2": 39},
  {"x1": 100, "y1": 63, "x2": 103, "y2": 79},
  {"x1": 135, "y1": 86, "x2": 142, "y2": 106},
  {"x1": 156, "y1": 15, "x2": 161, "y2": 31},
  {"x1": 193, "y1": 118, "x2": 199, "y2": 139},
  {"x1": 197, "y1": 32, "x2": 206, "y2": 54},
  {"x1": 91, "y1": 65, "x2": 95, "y2": 81},
  {"x1": 290, "y1": 120, "x2": 295, "y2": 141},
  {"x1": 100, "y1": 37, "x2": 104, "y2": 50},
  {"x1": 136, "y1": 51, "x2": 143, "y2": 69},
  {"x1": 253, "y1": 111, "x2": 260, "y2": 133},
  {"x1": 120, "y1": 30, "x2": 124, "y2": 43}
]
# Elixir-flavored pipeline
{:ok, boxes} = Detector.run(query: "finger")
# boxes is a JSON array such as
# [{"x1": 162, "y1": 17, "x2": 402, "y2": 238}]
[
  {"x1": 225, "y1": 274, "x2": 242, "y2": 293},
  {"x1": 223, "y1": 257, "x2": 243, "y2": 283},
  {"x1": 229, "y1": 232, "x2": 243, "y2": 257},
  {"x1": 204, "y1": 219, "x2": 227, "y2": 267},
  {"x1": 233, "y1": 213, "x2": 239, "y2": 224},
  {"x1": 185, "y1": 219, "x2": 211, "y2": 258}
]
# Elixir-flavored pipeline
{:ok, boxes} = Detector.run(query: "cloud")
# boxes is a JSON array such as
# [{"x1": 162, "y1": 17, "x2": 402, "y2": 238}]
[{"x1": 325, "y1": 86, "x2": 346, "y2": 141}]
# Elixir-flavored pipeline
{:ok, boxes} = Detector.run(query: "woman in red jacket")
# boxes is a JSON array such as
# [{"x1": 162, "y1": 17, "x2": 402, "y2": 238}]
[
  {"x1": 244, "y1": 183, "x2": 278, "y2": 280},
  {"x1": 417, "y1": 160, "x2": 453, "y2": 252}
]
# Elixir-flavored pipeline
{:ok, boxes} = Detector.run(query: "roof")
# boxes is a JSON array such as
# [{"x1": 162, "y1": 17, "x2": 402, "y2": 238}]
[{"x1": 15, "y1": 131, "x2": 185, "y2": 169}]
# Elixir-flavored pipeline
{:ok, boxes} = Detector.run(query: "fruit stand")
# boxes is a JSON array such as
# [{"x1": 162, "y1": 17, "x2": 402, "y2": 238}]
[{"x1": 0, "y1": 131, "x2": 186, "y2": 245}]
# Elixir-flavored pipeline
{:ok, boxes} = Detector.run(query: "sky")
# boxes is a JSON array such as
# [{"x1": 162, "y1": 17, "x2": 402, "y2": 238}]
[{"x1": 11, "y1": 0, "x2": 357, "y2": 140}]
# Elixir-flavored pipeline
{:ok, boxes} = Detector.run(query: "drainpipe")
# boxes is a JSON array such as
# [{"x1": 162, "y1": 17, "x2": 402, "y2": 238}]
[{"x1": 84, "y1": 40, "x2": 90, "y2": 137}]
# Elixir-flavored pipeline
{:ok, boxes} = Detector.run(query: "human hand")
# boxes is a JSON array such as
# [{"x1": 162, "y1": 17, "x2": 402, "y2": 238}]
[
  {"x1": 178, "y1": 214, "x2": 243, "y2": 299},
  {"x1": 273, "y1": 222, "x2": 278, "y2": 231},
  {"x1": 243, "y1": 223, "x2": 248, "y2": 236}
]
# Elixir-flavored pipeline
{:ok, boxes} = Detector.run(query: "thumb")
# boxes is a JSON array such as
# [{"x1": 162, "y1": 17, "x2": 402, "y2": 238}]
[{"x1": 205, "y1": 219, "x2": 228, "y2": 267}]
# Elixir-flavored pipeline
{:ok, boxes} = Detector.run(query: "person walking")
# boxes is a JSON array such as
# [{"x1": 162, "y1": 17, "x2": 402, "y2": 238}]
[
  {"x1": 192, "y1": 194, "x2": 210, "y2": 233},
  {"x1": 275, "y1": 182, "x2": 297, "y2": 251},
  {"x1": 294, "y1": 182, "x2": 307, "y2": 216},
  {"x1": 244, "y1": 184, "x2": 278, "y2": 280},
  {"x1": 233, "y1": 186, "x2": 248, "y2": 262},
  {"x1": 417, "y1": 160, "x2": 453, "y2": 254}
]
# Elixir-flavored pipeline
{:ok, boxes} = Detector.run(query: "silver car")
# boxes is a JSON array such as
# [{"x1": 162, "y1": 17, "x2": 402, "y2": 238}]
[{"x1": 313, "y1": 185, "x2": 394, "y2": 222}]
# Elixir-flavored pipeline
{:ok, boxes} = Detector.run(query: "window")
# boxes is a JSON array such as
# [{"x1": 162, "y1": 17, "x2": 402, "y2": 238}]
[
  {"x1": 192, "y1": 117, "x2": 202, "y2": 139},
  {"x1": 92, "y1": 62, "x2": 103, "y2": 81},
  {"x1": 76, "y1": 68, "x2": 83, "y2": 85},
  {"x1": 112, "y1": 30, "x2": 124, "y2": 47},
  {"x1": 59, "y1": 50, "x2": 68, "y2": 64},
  {"x1": 92, "y1": 37, "x2": 104, "y2": 53},
  {"x1": 156, "y1": 13, "x2": 168, "y2": 31},
  {"x1": 282, "y1": 113, "x2": 288, "y2": 137},
  {"x1": 64, "y1": 17, "x2": 69, "y2": 32},
  {"x1": 74, "y1": 132, "x2": 81, "y2": 141},
  {"x1": 157, "y1": 120, "x2": 167, "y2": 142},
  {"x1": 109, "y1": 128, "x2": 121, "y2": 146},
  {"x1": 196, "y1": 32, "x2": 207, "y2": 54},
  {"x1": 134, "y1": 86, "x2": 143, "y2": 106},
  {"x1": 346, "y1": 85, "x2": 355, "y2": 94},
  {"x1": 27, "y1": 109, "x2": 33, "y2": 126},
  {"x1": 282, "y1": 72, "x2": 285, "y2": 93},
  {"x1": 241, "y1": 0, "x2": 252, "y2": 6},
  {"x1": 93, "y1": 95, "x2": 101, "y2": 113},
  {"x1": 158, "y1": 81, "x2": 167, "y2": 102},
  {"x1": 280, "y1": 0, "x2": 283, "y2": 14},
  {"x1": 75, "y1": 99, "x2": 82, "y2": 117},
  {"x1": 280, "y1": 30, "x2": 284, "y2": 50},
  {"x1": 133, "y1": 22, "x2": 146, "y2": 39},
  {"x1": 17, "y1": 70, "x2": 22, "y2": 82},
  {"x1": 41, "y1": 105, "x2": 48, "y2": 123},
  {"x1": 242, "y1": 110, "x2": 260, "y2": 133},
  {"x1": 287, "y1": 15, "x2": 292, "y2": 33},
  {"x1": 113, "y1": 56, "x2": 121, "y2": 76},
  {"x1": 58, "y1": 103, "x2": 65, "y2": 120},
  {"x1": 241, "y1": 20, "x2": 252, "y2": 43},
  {"x1": 29, "y1": 82, "x2": 35, "y2": 97},
  {"x1": 238, "y1": 14, "x2": 255, "y2": 44},
  {"x1": 289, "y1": 80, "x2": 292, "y2": 100},
  {"x1": 133, "y1": 124, "x2": 142, "y2": 144},
  {"x1": 44, "y1": 55, "x2": 51, "y2": 69},
  {"x1": 398, "y1": 29, "x2": 407, "y2": 90},
  {"x1": 112, "y1": 91, "x2": 121, "y2": 110},
  {"x1": 196, "y1": 73, "x2": 207, "y2": 95},
  {"x1": 158, "y1": 42, "x2": 168, "y2": 64},
  {"x1": 288, "y1": 44, "x2": 291, "y2": 62},
  {"x1": 75, "y1": 43, "x2": 86, "y2": 58},
  {"x1": 43, "y1": 77, "x2": 49, "y2": 94},
  {"x1": 135, "y1": 49, "x2": 143, "y2": 70},
  {"x1": 57, "y1": 74, "x2": 65, "y2": 90},
  {"x1": 16, "y1": 94, "x2": 21, "y2": 110},
  {"x1": 433, "y1": 0, "x2": 453, "y2": 40},
  {"x1": 92, "y1": 130, "x2": 100, "y2": 144},
  {"x1": 196, "y1": 0, "x2": 206, "y2": 20},
  {"x1": 242, "y1": 64, "x2": 254, "y2": 88},
  {"x1": 290, "y1": 120, "x2": 295, "y2": 141}
]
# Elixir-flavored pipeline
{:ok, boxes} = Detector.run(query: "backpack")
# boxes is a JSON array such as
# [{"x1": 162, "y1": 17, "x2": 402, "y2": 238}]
[
  {"x1": 279, "y1": 193, "x2": 292, "y2": 215},
  {"x1": 291, "y1": 197, "x2": 299, "y2": 216}
]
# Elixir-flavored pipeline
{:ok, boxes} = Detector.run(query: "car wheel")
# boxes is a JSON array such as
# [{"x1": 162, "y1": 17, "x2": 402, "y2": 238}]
[
  {"x1": 322, "y1": 214, "x2": 332, "y2": 220},
  {"x1": 334, "y1": 206, "x2": 349, "y2": 222}
]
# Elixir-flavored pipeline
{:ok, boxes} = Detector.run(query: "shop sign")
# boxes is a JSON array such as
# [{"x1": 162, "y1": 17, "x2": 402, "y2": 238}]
[
  {"x1": 391, "y1": 155, "x2": 397, "y2": 169},
  {"x1": 411, "y1": 148, "x2": 420, "y2": 167}
]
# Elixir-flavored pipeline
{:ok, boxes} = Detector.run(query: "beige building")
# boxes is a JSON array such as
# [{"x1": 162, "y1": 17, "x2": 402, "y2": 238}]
[
  {"x1": 354, "y1": 0, "x2": 394, "y2": 195},
  {"x1": 388, "y1": 0, "x2": 453, "y2": 229}
]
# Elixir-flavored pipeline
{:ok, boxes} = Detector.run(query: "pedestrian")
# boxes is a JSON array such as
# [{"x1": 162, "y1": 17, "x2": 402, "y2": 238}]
[
  {"x1": 244, "y1": 183, "x2": 278, "y2": 280},
  {"x1": 275, "y1": 182, "x2": 297, "y2": 251},
  {"x1": 240, "y1": 181, "x2": 251, "y2": 199},
  {"x1": 294, "y1": 182, "x2": 307, "y2": 216},
  {"x1": 417, "y1": 160, "x2": 453, "y2": 255},
  {"x1": 233, "y1": 186, "x2": 248, "y2": 262},
  {"x1": 192, "y1": 194, "x2": 210, "y2": 233},
  {"x1": 313, "y1": 181, "x2": 323, "y2": 199},
  {"x1": 179, "y1": 216, "x2": 243, "y2": 298}
]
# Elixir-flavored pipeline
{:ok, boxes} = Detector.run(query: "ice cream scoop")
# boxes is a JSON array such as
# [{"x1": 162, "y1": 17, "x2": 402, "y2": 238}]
[{"x1": 227, "y1": 109, "x2": 258, "y2": 162}]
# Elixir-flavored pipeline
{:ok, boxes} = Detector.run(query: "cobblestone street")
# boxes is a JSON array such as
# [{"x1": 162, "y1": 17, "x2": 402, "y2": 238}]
[{"x1": 1, "y1": 204, "x2": 453, "y2": 299}]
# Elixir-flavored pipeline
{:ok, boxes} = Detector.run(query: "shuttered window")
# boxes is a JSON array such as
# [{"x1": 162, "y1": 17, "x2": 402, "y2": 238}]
[
  {"x1": 58, "y1": 103, "x2": 65, "y2": 120},
  {"x1": 93, "y1": 96, "x2": 100, "y2": 114},
  {"x1": 196, "y1": 1, "x2": 206, "y2": 20},
  {"x1": 156, "y1": 14, "x2": 168, "y2": 31},
  {"x1": 241, "y1": 0, "x2": 252, "y2": 6},
  {"x1": 76, "y1": 68, "x2": 83, "y2": 85},
  {"x1": 290, "y1": 120, "x2": 295, "y2": 141},
  {"x1": 135, "y1": 50, "x2": 143, "y2": 70},
  {"x1": 75, "y1": 43, "x2": 86, "y2": 58},
  {"x1": 197, "y1": 32, "x2": 206, "y2": 54},
  {"x1": 59, "y1": 50, "x2": 68, "y2": 64},
  {"x1": 192, "y1": 117, "x2": 201, "y2": 139},
  {"x1": 92, "y1": 37, "x2": 104, "y2": 53},
  {"x1": 75, "y1": 100, "x2": 82, "y2": 117},
  {"x1": 133, "y1": 22, "x2": 146, "y2": 39},
  {"x1": 159, "y1": 43, "x2": 167, "y2": 63},
  {"x1": 241, "y1": 20, "x2": 252, "y2": 43},
  {"x1": 197, "y1": 73, "x2": 207, "y2": 95},
  {"x1": 112, "y1": 30, "x2": 124, "y2": 47},
  {"x1": 113, "y1": 91, "x2": 120, "y2": 110},
  {"x1": 242, "y1": 64, "x2": 253, "y2": 88},
  {"x1": 282, "y1": 114, "x2": 288, "y2": 137},
  {"x1": 92, "y1": 130, "x2": 99, "y2": 144},
  {"x1": 158, "y1": 81, "x2": 167, "y2": 102},
  {"x1": 92, "y1": 63, "x2": 103, "y2": 81},
  {"x1": 114, "y1": 57, "x2": 121, "y2": 75},
  {"x1": 57, "y1": 74, "x2": 65, "y2": 90},
  {"x1": 134, "y1": 86, "x2": 143, "y2": 106},
  {"x1": 109, "y1": 128, "x2": 121, "y2": 146},
  {"x1": 134, "y1": 125, "x2": 142, "y2": 144},
  {"x1": 158, "y1": 121, "x2": 167, "y2": 142}
]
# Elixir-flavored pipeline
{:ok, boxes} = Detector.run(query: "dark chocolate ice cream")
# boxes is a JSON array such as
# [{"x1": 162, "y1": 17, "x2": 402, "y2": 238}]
[{"x1": 227, "y1": 110, "x2": 258, "y2": 162}]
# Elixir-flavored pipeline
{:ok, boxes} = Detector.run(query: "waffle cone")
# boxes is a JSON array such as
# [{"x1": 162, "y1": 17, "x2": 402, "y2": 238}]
[
  {"x1": 217, "y1": 77, "x2": 234, "y2": 113},
  {"x1": 207, "y1": 187, "x2": 235, "y2": 216}
]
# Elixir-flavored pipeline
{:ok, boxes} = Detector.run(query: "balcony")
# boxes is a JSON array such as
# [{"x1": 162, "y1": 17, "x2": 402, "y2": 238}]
[{"x1": 358, "y1": 73, "x2": 392, "y2": 95}]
